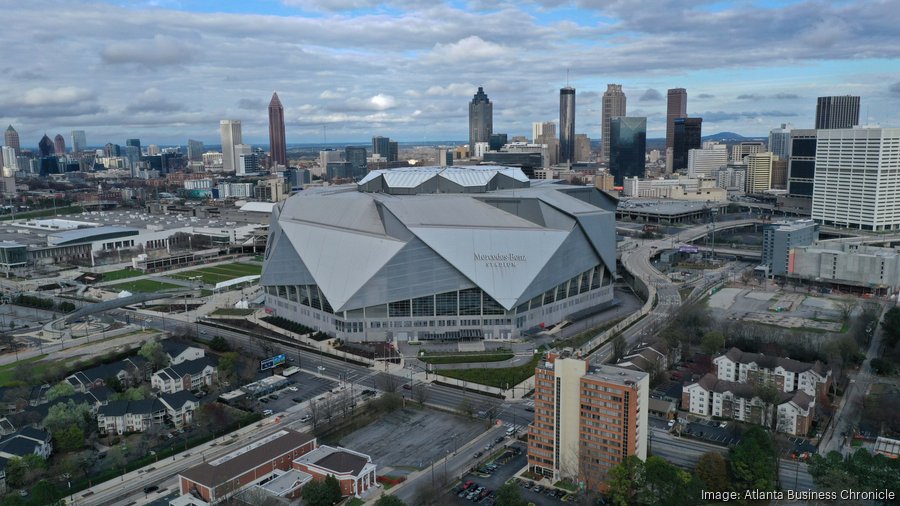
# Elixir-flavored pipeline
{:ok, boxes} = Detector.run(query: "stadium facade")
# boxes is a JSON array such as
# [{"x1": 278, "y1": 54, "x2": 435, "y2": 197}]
[{"x1": 261, "y1": 166, "x2": 617, "y2": 342}]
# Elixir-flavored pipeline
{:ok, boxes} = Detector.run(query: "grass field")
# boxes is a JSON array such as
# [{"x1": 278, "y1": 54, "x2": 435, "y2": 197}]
[
  {"x1": 437, "y1": 355, "x2": 541, "y2": 389},
  {"x1": 420, "y1": 352, "x2": 514, "y2": 365},
  {"x1": 0, "y1": 355, "x2": 49, "y2": 387},
  {"x1": 101, "y1": 268, "x2": 144, "y2": 282},
  {"x1": 169, "y1": 262, "x2": 262, "y2": 285},
  {"x1": 210, "y1": 308, "x2": 255, "y2": 316},
  {"x1": 109, "y1": 279, "x2": 182, "y2": 293}
]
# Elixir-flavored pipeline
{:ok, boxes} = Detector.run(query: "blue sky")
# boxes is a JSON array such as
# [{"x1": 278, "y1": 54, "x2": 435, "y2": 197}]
[{"x1": 0, "y1": 0, "x2": 898, "y2": 145}]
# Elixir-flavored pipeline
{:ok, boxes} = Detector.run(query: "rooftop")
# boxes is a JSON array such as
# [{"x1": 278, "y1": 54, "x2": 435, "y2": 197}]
[
  {"x1": 586, "y1": 363, "x2": 650, "y2": 386},
  {"x1": 294, "y1": 445, "x2": 371, "y2": 476}
]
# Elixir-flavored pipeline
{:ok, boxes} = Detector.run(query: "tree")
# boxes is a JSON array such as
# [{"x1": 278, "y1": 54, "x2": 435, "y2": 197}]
[
  {"x1": 753, "y1": 380, "x2": 782, "y2": 432},
  {"x1": 730, "y1": 426, "x2": 776, "y2": 491},
  {"x1": 457, "y1": 398, "x2": 474, "y2": 419},
  {"x1": 412, "y1": 383, "x2": 428, "y2": 404},
  {"x1": 612, "y1": 333, "x2": 627, "y2": 362},
  {"x1": 55, "y1": 425, "x2": 85, "y2": 452},
  {"x1": 695, "y1": 452, "x2": 730, "y2": 492},
  {"x1": 870, "y1": 358, "x2": 894, "y2": 375},
  {"x1": 323, "y1": 475, "x2": 342, "y2": 503},
  {"x1": 375, "y1": 495, "x2": 406, "y2": 506},
  {"x1": 606, "y1": 455, "x2": 644, "y2": 506},
  {"x1": 4, "y1": 454, "x2": 46, "y2": 489},
  {"x1": 209, "y1": 335, "x2": 231, "y2": 352},
  {"x1": 139, "y1": 341, "x2": 169, "y2": 370},
  {"x1": 112, "y1": 385, "x2": 150, "y2": 401},
  {"x1": 493, "y1": 483, "x2": 528, "y2": 506},
  {"x1": 45, "y1": 382, "x2": 75, "y2": 402},
  {"x1": 43, "y1": 400, "x2": 92, "y2": 434},
  {"x1": 30, "y1": 479, "x2": 60, "y2": 506},
  {"x1": 639, "y1": 456, "x2": 701, "y2": 506},
  {"x1": 700, "y1": 331, "x2": 726, "y2": 355},
  {"x1": 302, "y1": 476, "x2": 341, "y2": 506},
  {"x1": 882, "y1": 307, "x2": 900, "y2": 348},
  {"x1": 218, "y1": 352, "x2": 239, "y2": 385}
]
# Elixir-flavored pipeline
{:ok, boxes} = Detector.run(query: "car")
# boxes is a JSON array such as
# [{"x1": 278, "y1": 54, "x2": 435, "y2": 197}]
[
  {"x1": 533, "y1": 485, "x2": 543, "y2": 493},
  {"x1": 473, "y1": 451, "x2": 482, "y2": 459},
  {"x1": 260, "y1": 397, "x2": 270, "y2": 403},
  {"x1": 467, "y1": 491, "x2": 479, "y2": 500},
  {"x1": 402, "y1": 384, "x2": 412, "y2": 390},
  {"x1": 524, "y1": 406, "x2": 534, "y2": 412},
  {"x1": 458, "y1": 490, "x2": 469, "y2": 498},
  {"x1": 293, "y1": 397, "x2": 303, "y2": 403},
  {"x1": 300, "y1": 414, "x2": 312, "y2": 423},
  {"x1": 667, "y1": 420, "x2": 676, "y2": 428},
  {"x1": 143, "y1": 485, "x2": 159, "y2": 494},
  {"x1": 270, "y1": 394, "x2": 280, "y2": 400},
  {"x1": 719, "y1": 421, "x2": 728, "y2": 428},
  {"x1": 362, "y1": 389, "x2": 376, "y2": 397},
  {"x1": 506, "y1": 427, "x2": 516, "y2": 436},
  {"x1": 263, "y1": 409, "x2": 274, "y2": 416},
  {"x1": 495, "y1": 436, "x2": 505, "y2": 444},
  {"x1": 484, "y1": 443, "x2": 493, "y2": 451},
  {"x1": 288, "y1": 386, "x2": 299, "y2": 392},
  {"x1": 463, "y1": 480, "x2": 474, "y2": 490}
]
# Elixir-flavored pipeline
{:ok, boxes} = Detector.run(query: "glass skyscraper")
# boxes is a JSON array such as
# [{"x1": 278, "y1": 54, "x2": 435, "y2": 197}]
[
  {"x1": 559, "y1": 87, "x2": 576, "y2": 164},
  {"x1": 672, "y1": 117, "x2": 702, "y2": 172},
  {"x1": 609, "y1": 117, "x2": 647, "y2": 185},
  {"x1": 468, "y1": 87, "x2": 492, "y2": 156}
]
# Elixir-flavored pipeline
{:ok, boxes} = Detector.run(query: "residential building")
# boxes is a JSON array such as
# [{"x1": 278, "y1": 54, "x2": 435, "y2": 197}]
[
  {"x1": 178, "y1": 429, "x2": 317, "y2": 503},
  {"x1": 789, "y1": 242, "x2": 900, "y2": 294},
  {"x1": 771, "y1": 158, "x2": 788, "y2": 189},
  {"x1": 238, "y1": 152, "x2": 259, "y2": 176},
  {"x1": 769, "y1": 124, "x2": 792, "y2": 160},
  {"x1": 746, "y1": 152, "x2": 777, "y2": 193},
  {"x1": 672, "y1": 117, "x2": 701, "y2": 172},
  {"x1": 666, "y1": 88, "x2": 688, "y2": 163},
  {"x1": 527, "y1": 353, "x2": 648, "y2": 492},
  {"x1": 812, "y1": 127, "x2": 900, "y2": 231},
  {"x1": 760, "y1": 219, "x2": 818, "y2": 276},
  {"x1": 371, "y1": 136, "x2": 391, "y2": 161},
  {"x1": 219, "y1": 120, "x2": 242, "y2": 172},
  {"x1": 218, "y1": 182, "x2": 254, "y2": 199},
  {"x1": 344, "y1": 146, "x2": 367, "y2": 173},
  {"x1": 559, "y1": 87, "x2": 576, "y2": 164},
  {"x1": 468, "y1": 87, "x2": 492, "y2": 157},
  {"x1": 786, "y1": 129, "x2": 817, "y2": 198},
  {"x1": 687, "y1": 143, "x2": 727, "y2": 178},
  {"x1": 730, "y1": 141, "x2": 766, "y2": 163},
  {"x1": 151, "y1": 357, "x2": 217, "y2": 394},
  {"x1": 622, "y1": 176, "x2": 726, "y2": 202},
  {"x1": 816, "y1": 95, "x2": 860, "y2": 130},
  {"x1": 293, "y1": 445, "x2": 377, "y2": 498},
  {"x1": 65, "y1": 357, "x2": 146, "y2": 393},
  {"x1": 0, "y1": 428, "x2": 52, "y2": 493},
  {"x1": 268, "y1": 92, "x2": 288, "y2": 167},
  {"x1": 601, "y1": 84, "x2": 626, "y2": 162},
  {"x1": 158, "y1": 391, "x2": 200, "y2": 428},
  {"x1": 608, "y1": 117, "x2": 646, "y2": 185},
  {"x1": 4, "y1": 126, "x2": 19, "y2": 155},
  {"x1": 97, "y1": 399, "x2": 165, "y2": 435},
  {"x1": 532, "y1": 122, "x2": 556, "y2": 145},
  {"x1": 254, "y1": 177, "x2": 286, "y2": 203},
  {"x1": 160, "y1": 340, "x2": 205, "y2": 365},
  {"x1": 712, "y1": 347, "x2": 831, "y2": 398}
]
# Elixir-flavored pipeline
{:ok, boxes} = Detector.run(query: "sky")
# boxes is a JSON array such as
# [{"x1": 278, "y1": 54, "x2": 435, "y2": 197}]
[{"x1": 1, "y1": 0, "x2": 899, "y2": 146}]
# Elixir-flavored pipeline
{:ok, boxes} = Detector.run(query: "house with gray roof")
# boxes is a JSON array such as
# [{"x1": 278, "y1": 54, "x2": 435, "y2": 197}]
[
  {"x1": 65, "y1": 357, "x2": 147, "y2": 393},
  {"x1": 158, "y1": 391, "x2": 199, "y2": 428},
  {"x1": 151, "y1": 357, "x2": 217, "y2": 394},
  {"x1": 713, "y1": 347, "x2": 831, "y2": 398},
  {"x1": 97, "y1": 399, "x2": 164, "y2": 435}
]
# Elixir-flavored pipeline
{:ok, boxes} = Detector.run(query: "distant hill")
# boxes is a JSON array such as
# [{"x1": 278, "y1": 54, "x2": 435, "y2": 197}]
[{"x1": 702, "y1": 131, "x2": 763, "y2": 142}]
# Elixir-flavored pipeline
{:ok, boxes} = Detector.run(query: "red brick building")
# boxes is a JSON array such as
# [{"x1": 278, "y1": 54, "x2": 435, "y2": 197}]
[{"x1": 293, "y1": 445, "x2": 378, "y2": 498}]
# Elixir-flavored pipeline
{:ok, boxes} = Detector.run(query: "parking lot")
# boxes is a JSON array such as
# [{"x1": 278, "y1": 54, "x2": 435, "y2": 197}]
[
  {"x1": 256, "y1": 370, "x2": 337, "y2": 414},
  {"x1": 450, "y1": 442, "x2": 575, "y2": 505},
  {"x1": 683, "y1": 420, "x2": 741, "y2": 446}
]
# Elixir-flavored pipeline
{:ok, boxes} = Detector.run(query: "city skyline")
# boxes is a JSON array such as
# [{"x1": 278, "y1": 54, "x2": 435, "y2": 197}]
[{"x1": 0, "y1": 1, "x2": 897, "y2": 145}]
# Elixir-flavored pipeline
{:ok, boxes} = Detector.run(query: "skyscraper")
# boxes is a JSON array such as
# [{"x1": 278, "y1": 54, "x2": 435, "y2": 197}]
[
  {"x1": 219, "y1": 120, "x2": 242, "y2": 172},
  {"x1": 187, "y1": 139, "x2": 204, "y2": 162},
  {"x1": 468, "y1": 87, "x2": 492, "y2": 157},
  {"x1": 126, "y1": 138, "x2": 141, "y2": 153},
  {"x1": 4, "y1": 126, "x2": 20, "y2": 155},
  {"x1": 38, "y1": 134, "x2": 54, "y2": 157},
  {"x1": 787, "y1": 129, "x2": 817, "y2": 197},
  {"x1": 666, "y1": 88, "x2": 688, "y2": 150},
  {"x1": 601, "y1": 84, "x2": 626, "y2": 162},
  {"x1": 268, "y1": 92, "x2": 288, "y2": 167},
  {"x1": 609, "y1": 117, "x2": 647, "y2": 185},
  {"x1": 53, "y1": 134, "x2": 66, "y2": 155},
  {"x1": 371, "y1": 136, "x2": 391, "y2": 160},
  {"x1": 344, "y1": 146, "x2": 367, "y2": 174},
  {"x1": 559, "y1": 87, "x2": 576, "y2": 164},
  {"x1": 71, "y1": 130, "x2": 86, "y2": 153},
  {"x1": 746, "y1": 152, "x2": 776, "y2": 193},
  {"x1": 672, "y1": 117, "x2": 702, "y2": 172},
  {"x1": 815, "y1": 96, "x2": 860, "y2": 130},
  {"x1": 768, "y1": 123, "x2": 792, "y2": 161}
]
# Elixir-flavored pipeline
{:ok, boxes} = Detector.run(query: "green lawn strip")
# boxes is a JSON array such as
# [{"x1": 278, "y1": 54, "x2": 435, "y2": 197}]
[
  {"x1": 420, "y1": 353, "x2": 514, "y2": 365},
  {"x1": 436, "y1": 355, "x2": 541, "y2": 389},
  {"x1": 347, "y1": 499, "x2": 365, "y2": 506},
  {"x1": 108, "y1": 279, "x2": 183, "y2": 293},
  {"x1": 210, "y1": 308, "x2": 255, "y2": 316},
  {"x1": 0, "y1": 355, "x2": 49, "y2": 387},
  {"x1": 0, "y1": 205, "x2": 86, "y2": 222},
  {"x1": 100, "y1": 268, "x2": 145, "y2": 282},
  {"x1": 553, "y1": 480, "x2": 577, "y2": 492}
]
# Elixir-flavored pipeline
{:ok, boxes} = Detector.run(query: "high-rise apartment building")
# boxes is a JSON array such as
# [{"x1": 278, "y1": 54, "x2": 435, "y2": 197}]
[
  {"x1": 687, "y1": 143, "x2": 728, "y2": 179},
  {"x1": 71, "y1": 130, "x2": 86, "y2": 153},
  {"x1": 761, "y1": 220, "x2": 818, "y2": 276},
  {"x1": 528, "y1": 353, "x2": 648, "y2": 492},
  {"x1": 601, "y1": 84, "x2": 626, "y2": 162},
  {"x1": 532, "y1": 122, "x2": 556, "y2": 144},
  {"x1": 4, "y1": 126, "x2": 20, "y2": 155},
  {"x1": 815, "y1": 96, "x2": 860, "y2": 130},
  {"x1": 559, "y1": 87, "x2": 576, "y2": 164},
  {"x1": 371, "y1": 136, "x2": 390, "y2": 160},
  {"x1": 468, "y1": 87, "x2": 492, "y2": 157},
  {"x1": 666, "y1": 88, "x2": 687, "y2": 150},
  {"x1": 344, "y1": 146, "x2": 367, "y2": 174},
  {"x1": 768, "y1": 123, "x2": 792, "y2": 161},
  {"x1": 38, "y1": 135, "x2": 54, "y2": 157},
  {"x1": 268, "y1": 92, "x2": 288, "y2": 167},
  {"x1": 608, "y1": 117, "x2": 646, "y2": 185},
  {"x1": 388, "y1": 141, "x2": 399, "y2": 163},
  {"x1": 746, "y1": 152, "x2": 777, "y2": 194},
  {"x1": 731, "y1": 141, "x2": 766, "y2": 163},
  {"x1": 219, "y1": 120, "x2": 242, "y2": 172},
  {"x1": 187, "y1": 139, "x2": 204, "y2": 162},
  {"x1": 234, "y1": 144, "x2": 253, "y2": 176},
  {"x1": 786, "y1": 129, "x2": 817, "y2": 197},
  {"x1": 812, "y1": 127, "x2": 900, "y2": 231},
  {"x1": 672, "y1": 117, "x2": 702, "y2": 172},
  {"x1": 53, "y1": 134, "x2": 66, "y2": 155}
]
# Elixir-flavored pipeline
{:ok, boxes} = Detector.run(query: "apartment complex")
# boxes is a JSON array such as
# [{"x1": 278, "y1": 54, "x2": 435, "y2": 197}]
[{"x1": 528, "y1": 353, "x2": 648, "y2": 491}]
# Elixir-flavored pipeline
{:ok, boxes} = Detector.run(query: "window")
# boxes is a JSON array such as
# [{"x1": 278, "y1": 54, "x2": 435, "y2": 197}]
[
  {"x1": 482, "y1": 293, "x2": 505, "y2": 315},
  {"x1": 459, "y1": 288, "x2": 481, "y2": 316},
  {"x1": 435, "y1": 291, "x2": 458, "y2": 316},
  {"x1": 412, "y1": 296, "x2": 434, "y2": 317},
  {"x1": 388, "y1": 300, "x2": 411, "y2": 318}
]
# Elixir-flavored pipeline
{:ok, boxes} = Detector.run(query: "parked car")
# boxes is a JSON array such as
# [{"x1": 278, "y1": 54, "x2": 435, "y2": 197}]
[
  {"x1": 143, "y1": 485, "x2": 159, "y2": 494},
  {"x1": 473, "y1": 451, "x2": 482, "y2": 459},
  {"x1": 300, "y1": 414, "x2": 312, "y2": 423},
  {"x1": 263, "y1": 409, "x2": 274, "y2": 416}
]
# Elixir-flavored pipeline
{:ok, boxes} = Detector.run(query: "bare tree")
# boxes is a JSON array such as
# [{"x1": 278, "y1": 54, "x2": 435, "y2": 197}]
[
  {"x1": 412, "y1": 383, "x2": 429, "y2": 404},
  {"x1": 308, "y1": 399, "x2": 320, "y2": 430}
]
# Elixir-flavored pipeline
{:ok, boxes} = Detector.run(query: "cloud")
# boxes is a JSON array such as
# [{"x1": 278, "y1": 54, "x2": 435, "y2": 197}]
[
  {"x1": 238, "y1": 98, "x2": 266, "y2": 110},
  {"x1": 738, "y1": 92, "x2": 800, "y2": 100},
  {"x1": 639, "y1": 88, "x2": 663, "y2": 101},
  {"x1": 101, "y1": 35, "x2": 195, "y2": 68},
  {"x1": 736, "y1": 94, "x2": 764, "y2": 100},
  {"x1": 697, "y1": 93, "x2": 715, "y2": 99},
  {"x1": 772, "y1": 93, "x2": 800, "y2": 99},
  {"x1": 22, "y1": 87, "x2": 92, "y2": 106},
  {"x1": 425, "y1": 83, "x2": 476, "y2": 97},
  {"x1": 889, "y1": 82, "x2": 900, "y2": 94},
  {"x1": 428, "y1": 36, "x2": 507, "y2": 64},
  {"x1": 124, "y1": 88, "x2": 184, "y2": 114}
]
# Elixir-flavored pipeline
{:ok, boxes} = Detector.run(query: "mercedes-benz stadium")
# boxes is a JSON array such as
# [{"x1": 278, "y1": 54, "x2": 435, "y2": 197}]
[{"x1": 261, "y1": 166, "x2": 617, "y2": 342}]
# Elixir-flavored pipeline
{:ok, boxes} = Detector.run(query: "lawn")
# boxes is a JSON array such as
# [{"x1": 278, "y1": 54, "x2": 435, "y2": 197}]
[
  {"x1": 101, "y1": 268, "x2": 144, "y2": 282},
  {"x1": 0, "y1": 355, "x2": 50, "y2": 387},
  {"x1": 437, "y1": 355, "x2": 541, "y2": 389},
  {"x1": 210, "y1": 308, "x2": 255, "y2": 316},
  {"x1": 420, "y1": 352, "x2": 514, "y2": 365},
  {"x1": 108, "y1": 279, "x2": 183, "y2": 293},
  {"x1": 169, "y1": 262, "x2": 262, "y2": 285}
]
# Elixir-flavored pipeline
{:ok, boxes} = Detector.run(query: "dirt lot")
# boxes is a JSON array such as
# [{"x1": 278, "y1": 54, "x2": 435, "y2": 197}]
[{"x1": 336, "y1": 407, "x2": 487, "y2": 470}]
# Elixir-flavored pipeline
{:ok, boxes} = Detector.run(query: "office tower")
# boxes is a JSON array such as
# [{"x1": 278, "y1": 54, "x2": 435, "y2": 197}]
[
  {"x1": 187, "y1": 139, "x2": 204, "y2": 162},
  {"x1": 126, "y1": 138, "x2": 141, "y2": 153},
  {"x1": 716, "y1": 165, "x2": 747, "y2": 193},
  {"x1": 601, "y1": 84, "x2": 626, "y2": 162},
  {"x1": 768, "y1": 124, "x2": 792, "y2": 161},
  {"x1": 746, "y1": 152, "x2": 776, "y2": 193},
  {"x1": 609, "y1": 117, "x2": 647, "y2": 185},
  {"x1": 771, "y1": 159, "x2": 788, "y2": 189},
  {"x1": 574, "y1": 134, "x2": 591, "y2": 163},
  {"x1": 219, "y1": 120, "x2": 242, "y2": 172},
  {"x1": 761, "y1": 220, "x2": 818, "y2": 276},
  {"x1": 815, "y1": 95, "x2": 860, "y2": 130},
  {"x1": 234, "y1": 144, "x2": 252, "y2": 176},
  {"x1": 559, "y1": 87, "x2": 576, "y2": 164},
  {"x1": 344, "y1": 146, "x2": 367, "y2": 174},
  {"x1": 532, "y1": 122, "x2": 556, "y2": 144},
  {"x1": 268, "y1": 92, "x2": 288, "y2": 167},
  {"x1": 371, "y1": 136, "x2": 390, "y2": 159},
  {"x1": 488, "y1": 133, "x2": 508, "y2": 151},
  {"x1": 104, "y1": 143, "x2": 121, "y2": 157},
  {"x1": 4, "y1": 126, "x2": 20, "y2": 155},
  {"x1": 786, "y1": 129, "x2": 817, "y2": 197},
  {"x1": 731, "y1": 141, "x2": 766, "y2": 163},
  {"x1": 672, "y1": 117, "x2": 702, "y2": 172},
  {"x1": 38, "y1": 134, "x2": 54, "y2": 157},
  {"x1": 528, "y1": 353, "x2": 648, "y2": 491},
  {"x1": 388, "y1": 141, "x2": 398, "y2": 162},
  {"x1": 238, "y1": 152, "x2": 259, "y2": 176},
  {"x1": 71, "y1": 130, "x2": 86, "y2": 154},
  {"x1": 687, "y1": 143, "x2": 728, "y2": 178},
  {"x1": 666, "y1": 88, "x2": 688, "y2": 150},
  {"x1": 812, "y1": 127, "x2": 900, "y2": 231},
  {"x1": 53, "y1": 134, "x2": 66, "y2": 155},
  {"x1": 468, "y1": 87, "x2": 493, "y2": 156}
]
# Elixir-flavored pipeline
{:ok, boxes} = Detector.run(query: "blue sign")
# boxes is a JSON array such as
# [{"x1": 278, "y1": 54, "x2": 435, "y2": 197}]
[{"x1": 260, "y1": 354, "x2": 286, "y2": 371}]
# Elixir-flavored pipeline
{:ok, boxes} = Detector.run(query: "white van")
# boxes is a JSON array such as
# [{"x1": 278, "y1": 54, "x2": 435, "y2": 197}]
[
  {"x1": 506, "y1": 427, "x2": 516, "y2": 437},
  {"x1": 263, "y1": 409, "x2": 274, "y2": 416}
]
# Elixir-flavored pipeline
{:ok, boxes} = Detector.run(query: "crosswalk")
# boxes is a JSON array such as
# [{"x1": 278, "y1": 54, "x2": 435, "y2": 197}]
[
  {"x1": 504, "y1": 422, "x2": 527, "y2": 433},
  {"x1": 523, "y1": 399, "x2": 535, "y2": 407}
]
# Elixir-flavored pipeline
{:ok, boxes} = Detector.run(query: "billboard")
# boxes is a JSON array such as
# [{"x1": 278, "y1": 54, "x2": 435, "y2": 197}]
[{"x1": 260, "y1": 354, "x2": 286, "y2": 371}]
